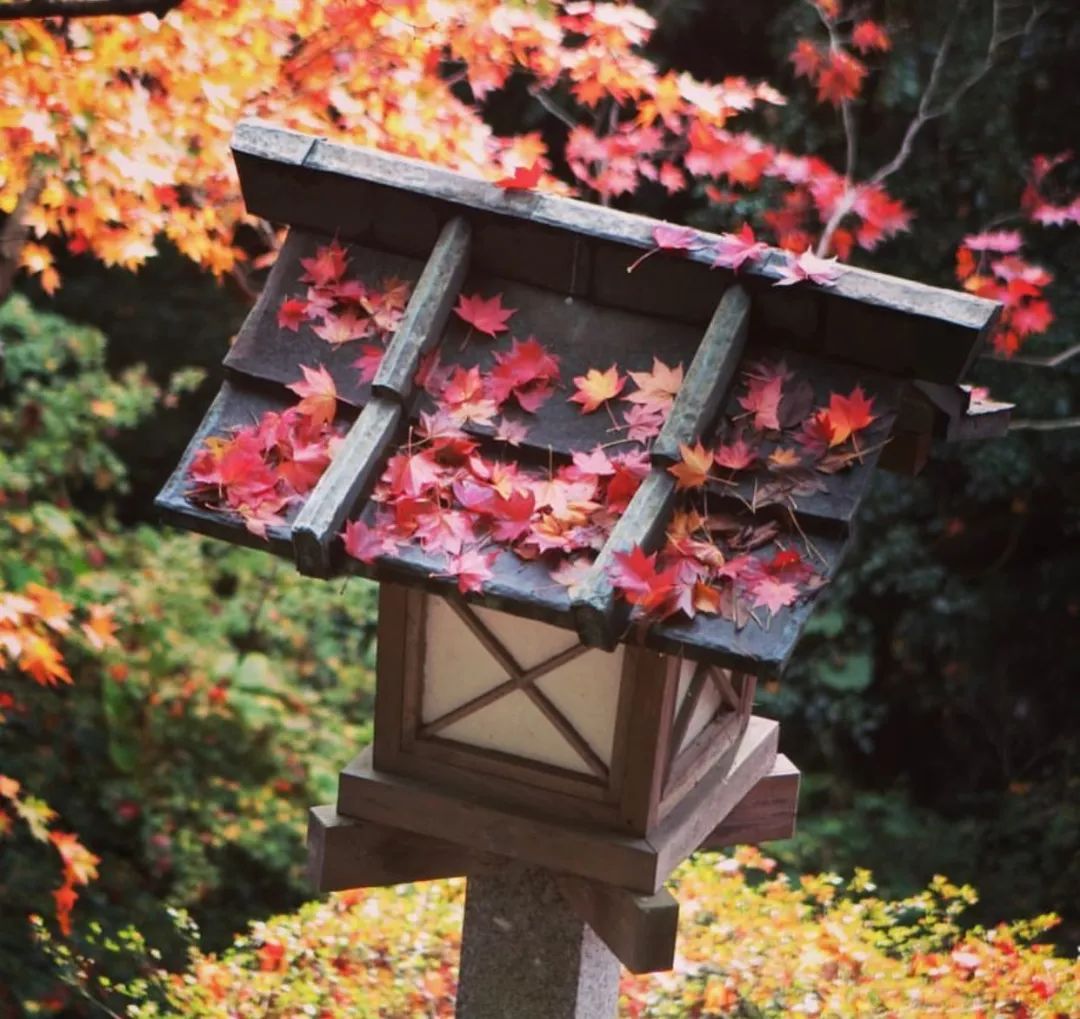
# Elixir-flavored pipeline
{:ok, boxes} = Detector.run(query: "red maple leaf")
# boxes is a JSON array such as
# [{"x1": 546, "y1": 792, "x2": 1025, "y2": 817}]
[
  {"x1": 299, "y1": 241, "x2": 348, "y2": 287},
  {"x1": 277, "y1": 298, "x2": 308, "y2": 332},
  {"x1": 441, "y1": 365, "x2": 499, "y2": 426},
  {"x1": 312, "y1": 311, "x2": 373, "y2": 346},
  {"x1": 286, "y1": 364, "x2": 337, "y2": 431},
  {"x1": 738, "y1": 362, "x2": 791, "y2": 431},
  {"x1": 712, "y1": 224, "x2": 768, "y2": 271},
  {"x1": 569, "y1": 366, "x2": 625, "y2": 413},
  {"x1": 714, "y1": 435, "x2": 758, "y2": 471},
  {"x1": 653, "y1": 223, "x2": 701, "y2": 251},
  {"x1": 384, "y1": 450, "x2": 442, "y2": 498},
  {"x1": 453, "y1": 292, "x2": 516, "y2": 338},
  {"x1": 353, "y1": 344, "x2": 385, "y2": 384},
  {"x1": 442, "y1": 548, "x2": 498, "y2": 594},
  {"x1": 815, "y1": 50, "x2": 867, "y2": 106},
  {"x1": 623, "y1": 403, "x2": 665, "y2": 442},
  {"x1": 851, "y1": 20, "x2": 891, "y2": 53},
  {"x1": 341, "y1": 519, "x2": 387, "y2": 564},
  {"x1": 964, "y1": 229, "x2": 1024, "y2": 253},
  {"x1": 610, "y1": 546, "x2": 678, "y2": 616},
  {"x1": 488, "y1": 336, "x2": 560, "y2": 410},
  {"x1": 790, "y1": 38, "x2": 823, "y2": 79},
  {"x1": 496, "y1": 162, "x2": 543, "y2": 190}
]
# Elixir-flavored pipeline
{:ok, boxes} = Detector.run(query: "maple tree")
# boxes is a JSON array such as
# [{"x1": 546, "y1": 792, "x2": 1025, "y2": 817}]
[{"x1": 0, "y1": 584, "x2": 114, "y2": 937}]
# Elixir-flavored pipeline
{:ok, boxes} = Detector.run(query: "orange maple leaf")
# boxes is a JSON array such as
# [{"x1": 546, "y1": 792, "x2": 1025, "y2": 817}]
[
  {"x1": 80, "y1": 606, "x2": 119, "y2": 652},
  {"x1": 287, "y1": 364, "x2": 338, "y2": 431},
  {"x1": 668, "y1": 441, "x2": 713, "y2": 490},
  {"x1": 822, "y1": 386, "x2": 876, "y2": 446},
  {"x1": 569, "y1": 366, "x2": 625, "y2": 414},
  {"x1": 625, "y1": 358, "x2": 684, "y2": 414},
  {"x1": 19, "y1": 635, "x2": 72, "y2": 687}
]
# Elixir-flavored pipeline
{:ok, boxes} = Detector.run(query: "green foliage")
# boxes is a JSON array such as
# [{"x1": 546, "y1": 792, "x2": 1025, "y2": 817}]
[{"x1": 0, "y1": 298, "x2": 378, "y2": 1012}]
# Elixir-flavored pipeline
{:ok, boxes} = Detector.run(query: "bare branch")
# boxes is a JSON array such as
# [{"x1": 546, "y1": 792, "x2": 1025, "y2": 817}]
[
  {"x1": 816, "y1": 0, "x2": 1049, "y2": 254},
  {"x1": 1009, "y1": 415, "x2": 1080, "y2": 432},
  {"x1": 983, "y1": 341, "x2": 1080, "y2": 368},
  {"x1": 0, "y1": 0, "x2": 181, "y2": 20},
  {"x1": 0, "y1": 171, "x2": 45, "y2": 306}
]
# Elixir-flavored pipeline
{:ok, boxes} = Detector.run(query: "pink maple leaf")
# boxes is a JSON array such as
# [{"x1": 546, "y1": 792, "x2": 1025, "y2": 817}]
[{"x1": 774, "y1": 248, "x2": 845, "y2": 287}]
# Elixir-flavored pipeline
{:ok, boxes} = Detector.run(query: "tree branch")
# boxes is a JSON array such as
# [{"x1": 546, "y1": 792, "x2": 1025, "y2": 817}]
[
  {"x1": 0, "y1": 171, "x2": 45, "y2": 307},
  {"x1": 0, "y1": 0, "x2": 182, "y2": 20},
  {"x1": 983, "y1": 341, "x2": 1080, "y2": 368},
  {"x1": 815, "y1": 0, "x2": 1049, "y2": 254},
  {"x1": 1009, "y1": 415, "x2": 1080, "y2": 432}
]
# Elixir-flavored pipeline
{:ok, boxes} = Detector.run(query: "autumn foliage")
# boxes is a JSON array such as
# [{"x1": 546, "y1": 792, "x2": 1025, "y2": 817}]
[{"x1": 85, "y1": 848, "x2": 1078, "y2": 1018}]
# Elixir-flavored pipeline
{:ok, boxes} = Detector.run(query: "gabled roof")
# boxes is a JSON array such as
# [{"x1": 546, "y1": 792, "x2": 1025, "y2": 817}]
[{"x1": 157, "y1": 120, "x2": 1008, "y2": 676}]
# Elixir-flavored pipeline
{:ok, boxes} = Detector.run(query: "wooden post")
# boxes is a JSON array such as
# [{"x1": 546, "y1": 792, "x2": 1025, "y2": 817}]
[{"x1": 456, "y1": 863, "x2": 621, "y2": 1019}]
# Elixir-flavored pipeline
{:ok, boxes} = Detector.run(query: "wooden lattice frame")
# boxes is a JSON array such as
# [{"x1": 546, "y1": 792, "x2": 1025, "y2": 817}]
[{"x1": 373, "y1": 583, "x2": 754, "y2": 837}]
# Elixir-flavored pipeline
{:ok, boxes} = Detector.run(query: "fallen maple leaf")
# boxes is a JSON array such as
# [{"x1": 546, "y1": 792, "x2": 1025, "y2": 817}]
[
  {"x1": 453, "y1": 292, "x2": 516, "y2": 338},
  {"x1": 610, "y1": 546, "x2": 678, "y2": 615},
  {"x1": 286, "y1": 365, "x2": 338, "y2": 431},
  {"x1": 312, "y1": 311, "x2": 373, "y2": 346},
  {"x1": 569, "y1": 366, "x2": 625, "y2": 413},
  {"x1": 669, "y1": 441, "x2": 714, "y2": 490},
  {"x1": 299, "y1": 241, "x2": 348, "y2": 287},
  {"x1": 353, "y1": 344, "x2": 385, "y2": 384},
  {"x1": 623, "y1": 404, "x2": 666, "y2": 442},
  {"x1": 653, "y1": 223, "x2": 701, "y2": 251},
  {"x1": 277, "y1": 297, "x2": 308, "y2": 332},
  {"x1": 496, "y1": 162, "x2": 543, "y2": 190},
  {"x1": 550, "y1": 557, "x2": 594, "y2": 597},
  {"x1": 821, "y1": 386, "x2": 876, "y2": 446},
  {"x1": 712, "y1": 224, "x2": 768, "y2": 271},
  {"x1": 442, "y1": 548, "x2": 498, "y2": 594},
  {"x1": 625, "y1": 358, "x2": 684, "y2": 414},
  {"x1": 748, "y1": 575, "x2": 800, "y2": 615},
  {"x1": 714, "y1": 435, "x2": 758, "y2": 471},
  {"x1": 738, "y1": 362, "x2": 791, "y2": 431},
  {"x1": 493, "y1": 417, "x2": 530, "y2": 446},
  {"x1": 341, "y1": 519, "x2": 387, "y2": 564},
  {"x1": 774, "y1": 248, "x2": 845, "y2": 287},
  {"x1": 627, "y1": 223, "x2": 703, "y2": 272}
]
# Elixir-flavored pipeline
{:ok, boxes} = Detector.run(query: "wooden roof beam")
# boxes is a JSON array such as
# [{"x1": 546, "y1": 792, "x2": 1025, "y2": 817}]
[
  {"x1": 571, "y1": 288, "x2": 751, "y2": 648},
  {"x1": 291, "y1": 216, "x2": 471, "y2": 576}
]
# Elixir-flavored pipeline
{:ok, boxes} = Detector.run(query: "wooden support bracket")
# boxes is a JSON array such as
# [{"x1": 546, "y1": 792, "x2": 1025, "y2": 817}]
[
  {"x1": 307, "y1": 805, "x2": 496, "y2": 891},
  {"x1": 652, "y1": 285, "x2": 750, "y2": 464},
  {"x1": 556, "y1": 874, "x2": 680, "y2": 974}
]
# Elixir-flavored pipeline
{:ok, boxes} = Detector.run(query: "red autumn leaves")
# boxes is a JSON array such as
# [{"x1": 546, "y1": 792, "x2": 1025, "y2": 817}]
[
  {"x1": 606, "y1": 360, "x2": 880, "y2": 626},
  {"x1": 355, "y1": 422, "x2": 651, "y2": 594},
  {"x1": 189, "y1": 234, "x2": 880, "y2": 626},
  {"x1": 276, "y1": 240, "x2": 414, "y2": 383},
  {"x1": 187, "y1": 366, "x2": 341, "y2": 537},
  {"x1": 630, "y1": 222, "x2": 845, "y2": 287}
]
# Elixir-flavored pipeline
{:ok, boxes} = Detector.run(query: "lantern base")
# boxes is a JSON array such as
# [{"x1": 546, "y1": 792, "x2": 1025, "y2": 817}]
[{"x1": 333, "y1": 714, "x2": 780, "y2": 895}]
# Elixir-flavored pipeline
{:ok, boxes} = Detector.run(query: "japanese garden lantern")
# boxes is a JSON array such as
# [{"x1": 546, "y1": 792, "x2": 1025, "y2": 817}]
[{"x1": 158, "y1": 120, "x2": 1009, "y2": 976}]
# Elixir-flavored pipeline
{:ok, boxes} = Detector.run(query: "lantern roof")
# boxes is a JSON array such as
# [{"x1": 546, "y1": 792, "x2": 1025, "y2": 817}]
[{"x1": 157, "y1": 120, "x2": 1009, "y2": 676}]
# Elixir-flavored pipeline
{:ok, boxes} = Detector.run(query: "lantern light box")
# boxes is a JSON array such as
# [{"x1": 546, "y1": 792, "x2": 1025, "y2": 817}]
[{"x1": 157, "y1": 120, "x2": 1010, "y2": 975}]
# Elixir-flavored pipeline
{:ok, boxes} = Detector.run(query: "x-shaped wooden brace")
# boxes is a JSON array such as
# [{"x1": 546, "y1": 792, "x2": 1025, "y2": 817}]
[{"x1": 419, "y1": 594, "x2": 606, "y2": 779}]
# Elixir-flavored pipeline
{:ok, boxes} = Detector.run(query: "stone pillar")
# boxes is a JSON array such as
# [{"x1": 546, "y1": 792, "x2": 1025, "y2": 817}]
[{"x1": 456, "y1": 863, "x2": 621, "y2": 1019}]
